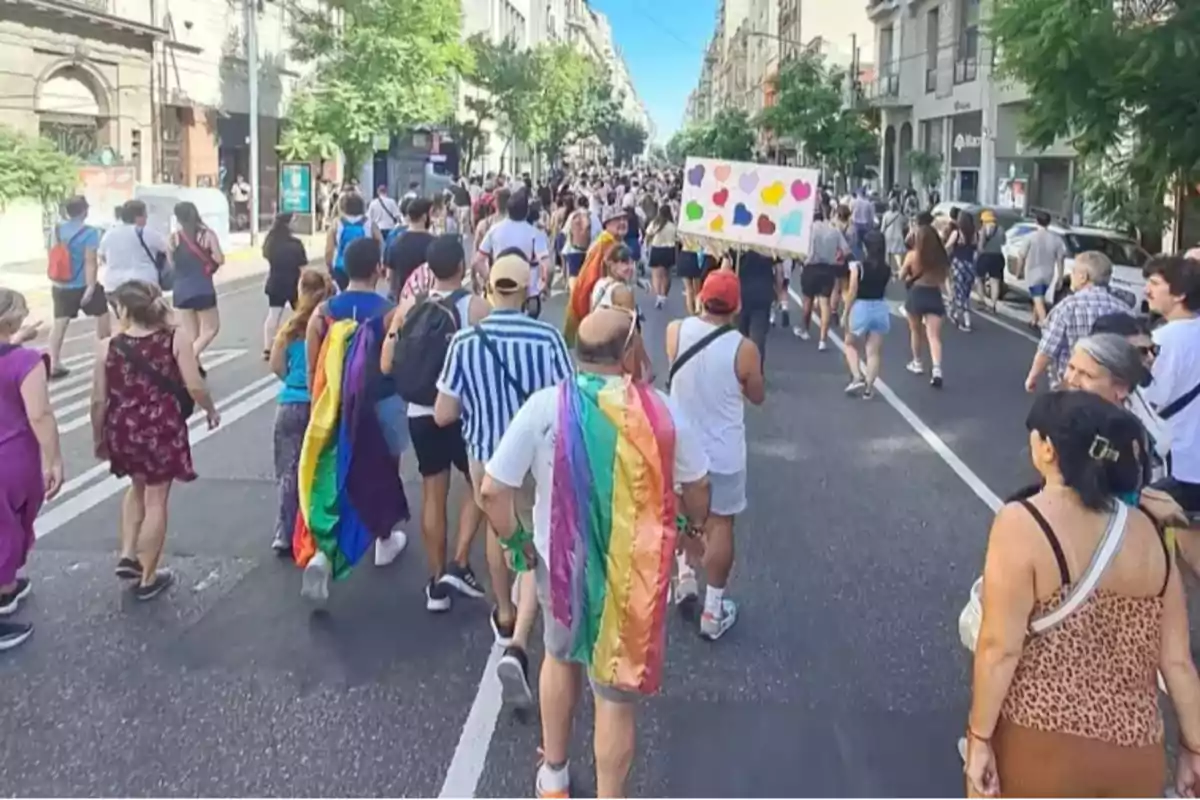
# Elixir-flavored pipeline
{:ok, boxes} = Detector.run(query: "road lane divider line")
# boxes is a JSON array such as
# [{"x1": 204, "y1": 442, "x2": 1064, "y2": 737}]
[
  {"x1": 439, "y1": 647, "x2": 505, "y2": 799},
  {"x1": 974, "y1": 305, "x2": 1040, "y2": 344},
  {"x1": 41, "y1": 373, "x2": 279, "y2": 515},
  {"x1": 788, "y1": 287, "x2": 1002, "y2": 513}
]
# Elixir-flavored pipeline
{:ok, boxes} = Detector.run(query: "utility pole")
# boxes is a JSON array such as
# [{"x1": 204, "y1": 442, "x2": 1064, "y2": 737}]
[{"x1": 247, "y1": 0, "x2": 261, "y2": 245}]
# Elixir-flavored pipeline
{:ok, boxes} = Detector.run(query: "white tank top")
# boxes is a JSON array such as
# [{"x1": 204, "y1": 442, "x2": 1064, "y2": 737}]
[
  {"x1": 591, "y1": 277, "x2": 622, "y2": 311},
  {"x1": 407, "y1": 289, "x2": 473, "y2": 418},
  {"x1": 670, "y1": 317, "x2": 746, "y2": 474}
]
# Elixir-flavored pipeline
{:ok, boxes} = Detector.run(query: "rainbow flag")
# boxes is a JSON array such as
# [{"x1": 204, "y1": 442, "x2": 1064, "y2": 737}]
[
  {"x1": 548, "y1": 373, "x2": 678, "y2": 695},
  {"x1": 564, "y1": 230, "x2": 618, "y2": 346}
]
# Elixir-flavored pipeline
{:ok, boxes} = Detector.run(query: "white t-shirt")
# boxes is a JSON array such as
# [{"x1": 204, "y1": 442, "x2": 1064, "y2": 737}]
[
  {"x1": 368, "y1": 196, "x2": 403, "y2": 232},
  {"x1": 486, "y1": 380, "x2": 710, "y2": 563},
  {"x1": 477, "y1": 218, "x2": 549, "y2": 296},
  {"x1": 97, "y1": 223, "x2": 167, "y2": 292},
  {"x1": 1147, "y1": 316, "x2": 1200, "y2": 482}
]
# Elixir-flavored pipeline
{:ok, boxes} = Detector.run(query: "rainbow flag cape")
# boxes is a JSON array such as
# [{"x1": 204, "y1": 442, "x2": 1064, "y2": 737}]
[
  {"x1": 548, "y1": 373, "x2": 678, "y2": 695},
  {"x1": 564, "y1": 230, "x2": 618, "y2": 346},
  {"x1": 294, "y1": 319, "x2": 408, "y2": 578}
]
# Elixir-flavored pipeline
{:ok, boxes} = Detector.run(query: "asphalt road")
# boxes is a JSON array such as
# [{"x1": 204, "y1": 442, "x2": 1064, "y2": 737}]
[{"x1": 1, "y1": 271, "x2": 1056, "y2": 797}]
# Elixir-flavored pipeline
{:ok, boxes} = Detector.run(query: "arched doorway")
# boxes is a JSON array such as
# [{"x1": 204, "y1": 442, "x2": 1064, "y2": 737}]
[
  {"x1": 36, "y1": 65, "x2": 111, "y2": 159},
  {"x1": 898, "y1": 122, "x2": 914, "y2": 188},
  {"x1": 883, "y1": 125, "x2": 897, "y2": 190}
]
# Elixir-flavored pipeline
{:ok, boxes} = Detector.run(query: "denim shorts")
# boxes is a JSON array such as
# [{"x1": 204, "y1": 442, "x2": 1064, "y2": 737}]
[
  {"x1": 1029, "y1": 283, "x2": 1049, "y2": 298},
  {"x1": 849, "y1": 299, "x2": 891, "y2": 336},
  {"x1": 374, "y1": 395, "x2": 409, "y2": 458}
]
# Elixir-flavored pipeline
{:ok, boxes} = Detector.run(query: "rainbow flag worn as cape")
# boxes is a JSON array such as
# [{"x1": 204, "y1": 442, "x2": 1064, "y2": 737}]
[
  {"x1": 294, "y1": 319, "x2": 409, "y2": 578},
  {"x1": 564, "y1": 230, "x2": 618, "y2": 346},
  {"x1": 548, "y1": 373, "x2": 678, "y2": 695}
]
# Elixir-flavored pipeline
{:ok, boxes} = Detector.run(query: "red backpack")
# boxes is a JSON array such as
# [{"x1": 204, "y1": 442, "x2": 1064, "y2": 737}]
[{"x1": 47, "y1": 225, "x2": 88, "y2": 283}]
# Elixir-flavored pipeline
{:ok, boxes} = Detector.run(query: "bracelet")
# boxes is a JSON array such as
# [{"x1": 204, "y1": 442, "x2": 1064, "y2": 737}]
[
  {"x1": 966, "y1": 728, "x2": 992, "y2": 744},
  {"x1": 497, "y1": 524, "x2": 532, "y2": 552}
]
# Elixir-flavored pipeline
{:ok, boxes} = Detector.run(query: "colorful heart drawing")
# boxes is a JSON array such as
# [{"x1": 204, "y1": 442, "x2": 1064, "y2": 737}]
[
  {"x1": 779, "y1": 210, "x2": 804, "y2": 237},
  {"x1": 710, "y1": 215, "x2": 725, "y2": 233},
  {"x1": 732, "y1": 203, "x2": 753, "y2": 227},
  {"x1": 685, "y1": 201, "x2": 704, "y2": 221},
  {"x1": 791, "y1": 180, "x2": 813, "y2": 202},
  {"x1": 738, "y1": 171, "x2": 759, "y2": 193},
  {"x1": 761, "y1": 181, "x2": 785, "y2": 206},
  {"x1": 713, "y1": 188, "x2": 730, "y2": 207},
  {"x1": 687, "y1": 164, "x2": 706, "y2": 187},
  {"x1": 756, "y1": 214, "x2": 776, "y2": 235},
  {"x1": 714, "y1": 164, "x2": 733, "y2": 183}
]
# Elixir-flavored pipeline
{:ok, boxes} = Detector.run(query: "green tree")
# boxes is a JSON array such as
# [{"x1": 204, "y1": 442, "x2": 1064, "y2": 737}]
[
  {"x1": 446, "y1": 96, "x2": 492, "y2": 178},
  {"x1": 599, "y1": 117, "x2": 649, "y2": 165},
  {"x1": 704, "y1": 109, "x2": 755, "y2": 161},
  {"x1": 279, "y1": 0, "x2": 470, "y2": 177},
  {"x1": 0, "y1": 126, "x2": 79, "y2": 208},
  {"x1": 528, "y1": 44, "x2": 609, "y2": 167},
  {"x1": 464, "y1": 34, "x2": 541, "y2": 168},
  {"x1": 906, "y1": 150, "x2": 944, "y2": 201},
  {"x1": 990, "y1": 0, "x2": 1200, "y2": 234}
]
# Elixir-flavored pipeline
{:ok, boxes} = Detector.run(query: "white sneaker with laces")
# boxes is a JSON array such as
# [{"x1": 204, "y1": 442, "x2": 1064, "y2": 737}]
[
  {"x1": 906, "y1": 359, "x2": 924, "y2": 374},
  {"x1": 374, "y1": 530, "x2": 408, "y2": 566},
  {"x1": 301, "y1": 552, "x2": 331, "y2": 605},
  {"x1": 700, "y1": 597, "x2": 738, "y2": 641},
  {"x1": 675, "y1": 572, "x2": 699, "y2": 606},
  {"x1": 793, "y1": 326, "x2": 810, "y2": 341},
  {"x1": 817, "y1": 339, "x2": 829, "y2": 352},
  {"x1": 844, "y1": 379, "x2": 866, "y2": 396}
]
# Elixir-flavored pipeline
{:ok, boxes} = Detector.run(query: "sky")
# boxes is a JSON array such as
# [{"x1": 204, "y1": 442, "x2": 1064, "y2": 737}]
[{"x1": 590, "y1": 0, "x2": 718, "y2": 143}]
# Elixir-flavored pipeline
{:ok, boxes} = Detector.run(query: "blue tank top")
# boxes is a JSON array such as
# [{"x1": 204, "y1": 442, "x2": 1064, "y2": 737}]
[
  {"x1": 324, "y1": 290, "x2": 395, "y2": 397},
  {"x1": 278, "y1": 339, "x2": 309, "y2": 404}
]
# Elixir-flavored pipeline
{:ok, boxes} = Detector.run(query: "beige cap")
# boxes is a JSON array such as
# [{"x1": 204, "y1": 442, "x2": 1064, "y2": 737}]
[{"x1": 489, "y1": 254, "x2": 531, "y2": 294}]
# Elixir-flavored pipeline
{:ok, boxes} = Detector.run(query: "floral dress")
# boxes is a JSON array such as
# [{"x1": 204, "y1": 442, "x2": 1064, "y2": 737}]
[{"x1": 104, "y1": 329, "x2": 196, "y2": 484}]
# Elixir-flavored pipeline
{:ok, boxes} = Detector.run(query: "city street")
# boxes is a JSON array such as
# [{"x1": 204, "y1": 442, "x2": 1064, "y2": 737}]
[{"x1": 2, "y1": 271, "x2": 1058, "y2": 797}]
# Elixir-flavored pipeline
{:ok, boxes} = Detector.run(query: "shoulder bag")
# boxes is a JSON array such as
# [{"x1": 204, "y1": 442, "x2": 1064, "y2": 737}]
[
  {"x1": 111, "y1": 335, "x2": 196, "y2": 418},
  {"x1": 666, "y1": 323, "x2": 736, "y2": 392},
  {"x1": 475, "y1": 324, "x2": 530, "y2": 404}
]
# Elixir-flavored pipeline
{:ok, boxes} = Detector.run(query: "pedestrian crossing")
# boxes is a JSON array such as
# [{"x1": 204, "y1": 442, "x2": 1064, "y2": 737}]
[{"x1": 48, "y1": 348, "x2": 247, "y2": 435}]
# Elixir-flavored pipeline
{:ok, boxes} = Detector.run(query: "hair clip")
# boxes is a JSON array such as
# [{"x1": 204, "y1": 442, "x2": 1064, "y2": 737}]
[{"x1": 1089, "y1": 434, "x2": 1120, "y2": 463}]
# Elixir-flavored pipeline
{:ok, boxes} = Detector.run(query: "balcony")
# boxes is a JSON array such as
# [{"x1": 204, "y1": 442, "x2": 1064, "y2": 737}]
[{"x1": 861, "y1": 72, "x2": 909, "y2": 108}]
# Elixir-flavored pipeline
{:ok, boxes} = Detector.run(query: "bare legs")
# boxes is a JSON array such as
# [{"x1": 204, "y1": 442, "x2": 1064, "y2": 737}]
[
  {"x1": 119, "y1": 480, "x2": 172, "y2": 585},
  {"x1": 263, "y1": 306, "x2": 285, "y2": 354}
]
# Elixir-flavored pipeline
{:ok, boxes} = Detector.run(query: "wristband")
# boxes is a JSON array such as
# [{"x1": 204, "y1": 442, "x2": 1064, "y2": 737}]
[
  {"x1": 966, "y1": 728, "x2": 991, "y2": 744},
  {"x1": 498, "y1": 523, "x2": 534, "y2": 573}
]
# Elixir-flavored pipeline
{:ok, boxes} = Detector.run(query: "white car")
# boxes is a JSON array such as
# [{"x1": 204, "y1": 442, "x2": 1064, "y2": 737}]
[{"x1": 1002, "y1": 223, "x2": 1149, "y2": 311}]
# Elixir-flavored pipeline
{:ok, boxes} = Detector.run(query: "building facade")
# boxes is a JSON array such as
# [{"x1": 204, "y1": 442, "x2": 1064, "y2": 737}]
[{"x1": 865, "y1": 0, "x2": 1076, "y2": 215}]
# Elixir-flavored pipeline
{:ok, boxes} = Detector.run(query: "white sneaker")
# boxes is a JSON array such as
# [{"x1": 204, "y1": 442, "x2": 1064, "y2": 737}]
[
  {"x1": 817, "y1": 339, "x2": 829, "y2": 352},
  {"x1": 374, "y1": 530, "x2": 408, "y2": 566},
  {"x1": 699, "y1": 597, "x2": 738, "y2": 641},
  {"x1": 793, "y1": 326, "x2": 810, "y2": 340},
  {"x1": 844, "y1": 379, "x2": 866, "y2": 396},
  {"x1": 906, "y1": 359, "x2": 924, "y2": 374},
  {"x1": 655, "y1": 296, "x2": 665, "y2": 309},
  {"x1": 301, "y1": 552, "x2": 330, "y2": 605},
  {"x1": 675, "y1": 571, "x2": 699, "y2": 606}
]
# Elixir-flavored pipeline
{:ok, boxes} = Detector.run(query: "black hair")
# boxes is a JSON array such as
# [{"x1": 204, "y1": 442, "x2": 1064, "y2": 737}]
[
  {"x1": 508, "y1": 189, "x2": 530, "y2": 222},
  {"x1": 949, "y1": 206, "x2": 960, "y2": 221},
  {"x1": 916, "y1": 211, "x2": 934, "y2": 227},
  {"x1": 655, "y1": 203, "x2": 674, "y2": 226},
  {"x1": 957, "y1": 210, "x2": 977, "y2": 246},
  {"x1": 64, "y1": 195, "x2": 88, "y2": 219},
  {"x1": 342, "y1": 237, "x2": 380, "y2": 280},
  {"x1": 340, "y1": 193, "x2": 365, "y2": 216},
  {"x1": 1035, "y1": 210, "x2": 1051, "y2": 227},
  {"x1": 407, "y1": 197, "x2": 433, "y2": 225},
  {"x1": 121, "y1": 199, "x2": 147, "y2": 224},
  {"x1": 606, "y1": 243, "x2": 634, "y2": 266},
  {"x1": 400, "y1": 197, "x2": 413, "y2": 218},
  {"x1": 426, "y1": 234, "x2": 465, "y2": 281},
  {"x1": 174, "y1": 201, "x2": 203, "y2": 239},
  {"x1": 1025, "y1": 390, "x2": 1143, "y2": 511},
  {"x1": 1091, "y1": 312, "x2": 1152, "y2": 338},
  {"x1": 263, "y1": 212, "x2": 294, "y2": 257},
  {"x1": 577, "y1": 195, "x2": 590, "y2": 209},
  {"x1": 863, "y1": 229, "x2": 887, "y2": 265},
  {"x1": 528, "y1": 200, "x2": 543, "y2": 225},
  {"x1": 1143, "y1": 254, "x2": 1200, "y2": 311}
]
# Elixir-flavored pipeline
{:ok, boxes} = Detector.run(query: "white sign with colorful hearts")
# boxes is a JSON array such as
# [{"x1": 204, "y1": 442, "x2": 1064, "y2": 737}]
[{"x1": 677, "y1": 158, "x2": 820, "y2": 259}]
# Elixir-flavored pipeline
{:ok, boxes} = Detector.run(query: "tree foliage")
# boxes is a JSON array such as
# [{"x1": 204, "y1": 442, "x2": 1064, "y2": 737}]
[
  {"x1": 666, "y1": 110, "x2": 755, "y2": 162},
  {"x1": 906, "y1": 150, "x2": 944, "y2": 196},
  {"x1": 990, "y1": 0, "x2": 1199, "y2": 232},
  {"x1": 279, "y1": 0, "x2": 470, "y2": 176},
  {"x1": 0, "y1": 126, "x2": 79, "y2": 208}
]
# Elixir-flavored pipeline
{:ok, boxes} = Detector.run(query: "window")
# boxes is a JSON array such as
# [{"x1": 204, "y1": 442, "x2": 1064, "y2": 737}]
[
  {"x1": 926, "y1": 7, "x2": 939, "y2": 93},
  {"x1": 880, "y1": 25, "x2": 894, "y2": 72},
  {"x1": 955, "y1": 0, "x2": 979, "y2": 84}
]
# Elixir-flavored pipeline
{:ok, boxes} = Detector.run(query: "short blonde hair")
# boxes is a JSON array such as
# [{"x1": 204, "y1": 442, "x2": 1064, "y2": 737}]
[{"x1": 0, "y1": 288, "x2": 29, "y2": 335}]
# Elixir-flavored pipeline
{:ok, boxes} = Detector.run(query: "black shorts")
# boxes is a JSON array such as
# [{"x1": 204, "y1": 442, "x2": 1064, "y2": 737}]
[
  {"x1": 175, "y1": 294, "x2": 218, "y2": 311},
  {"x1": 799, "y1": 263, "x2": 837, "y2": 298},
  {"x1": 265, "y1": 285, "x2": 297, "y2": 309},
  {"x1": 408, "y1": 415, "x2": 469, "y2": 477},
  {"x1": 649, "y1": 246, "x2": 675, "y2": 269},
  {"x1": 52, "y1": 285, "x2": 107, "y2": 319},
  {"x1": 676, "y1": 250, "x2": 701, "y2": 279},
  {"x1": 905, "y1": 285, "x2": 946, "y2": 318},
  {"x1": 1152, "y1": 476, "x2": 1200, "y2": 514},
  {"x1": 977, "y1": 252, "x2": 1005, "y2": 280},
  {"x1": 565, "y1": 251, "x2": 586, "y2": 277}
]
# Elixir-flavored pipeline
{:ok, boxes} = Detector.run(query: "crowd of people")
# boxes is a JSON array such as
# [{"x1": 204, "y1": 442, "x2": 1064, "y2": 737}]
[{"x1": 6, "y1": 161, "x2": 1200, "y2": 797}]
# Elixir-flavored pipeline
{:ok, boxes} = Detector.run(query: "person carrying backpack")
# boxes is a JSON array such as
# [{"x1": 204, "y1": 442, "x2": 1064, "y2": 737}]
[
  {"x1": 46, "y1": 195, "x2": 109, "y2": 379},
  {"x1": 382, "y1": 234, "x2": 491, "y2": 613},
  {"x1": 324, "y1": 192, "x2": 380, "y2": 290}
]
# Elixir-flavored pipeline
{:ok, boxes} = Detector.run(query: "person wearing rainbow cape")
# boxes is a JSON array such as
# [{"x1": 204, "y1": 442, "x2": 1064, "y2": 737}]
[
  {"x1": 562, "y1": 209, "x2": 626, "y2": 346},
  {"x1": 479, "y1": 306, "x2": 712, "y2": 799}
]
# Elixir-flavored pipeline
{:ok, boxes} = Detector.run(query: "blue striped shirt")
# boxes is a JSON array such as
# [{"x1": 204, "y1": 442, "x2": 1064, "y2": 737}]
[{"x1": 437, "y1": 309, "x2": 574, "y2": 462}]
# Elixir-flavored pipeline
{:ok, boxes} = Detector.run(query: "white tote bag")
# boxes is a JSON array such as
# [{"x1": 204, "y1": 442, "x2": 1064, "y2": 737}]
[{"x1": 959, "y1": 502, "x2": 1129, "y2": 652}]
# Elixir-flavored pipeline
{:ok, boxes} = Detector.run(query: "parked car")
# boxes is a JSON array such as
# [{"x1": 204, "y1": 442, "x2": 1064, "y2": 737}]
[
  {"x1": 929, "y1": 202, "x2": 1027, "y2": 236},
  {"x1": 1002, "y1": 223, "x2": 1148, "y2": 311}
]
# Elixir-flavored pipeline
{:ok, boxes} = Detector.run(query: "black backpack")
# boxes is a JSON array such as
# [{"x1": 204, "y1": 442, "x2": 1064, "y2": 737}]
[{"x1": 392, "y1": 288, "x2": 470, "y2": 405}]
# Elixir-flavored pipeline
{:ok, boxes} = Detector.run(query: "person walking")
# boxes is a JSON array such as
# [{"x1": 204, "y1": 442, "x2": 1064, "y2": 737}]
[
  {"x1": 880, "y1": 198, "x2": 907, "y2": 276},
  {"x1": 46, "y1": 195, "x2": 109, "y2": 379},
  {"x1": 1016, "y1": 211, "x2": 1067, "y2": 328},
  {"x1": 900, "y1": 222, "x2": 950, "y2": 388},
  {"x1": 795, "y1": 206, "x2": 851, "y2": 351},
  {"x1": 261, "y1": 212, "x2": 309, "y2": 359},
  {"x1": 368, "y1": 185, "x2": 404, "y2": 248},
  {"x1": 945, "y1": 209, "x2": 978, "y2": 332},
  {"x1": 734, "y1": 251, "x2": 778, "y2": 368},
  {"x1": 325, "y1": 193, "x2": 380, "y2": 291},
  {"x1": 842, "y1": 230, "x2": 892, "y2": 399},
  {"x1": 169, "y1": 201, "x2": 225, "y2": 362},
  {"x1": 645, "y1": 203, "x2": 677, "y2": 309},
  {"x1": 98, "y1": 200, "x2": 167, "y2": 293},
  {"x1": 975, "y1": 210, "x2": 1006, "y2": 313}
]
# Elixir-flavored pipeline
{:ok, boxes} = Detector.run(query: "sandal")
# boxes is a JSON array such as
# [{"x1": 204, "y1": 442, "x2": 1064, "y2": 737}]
[{"x1": 115, "y1": 557, "x2": 143, "y2": 580}]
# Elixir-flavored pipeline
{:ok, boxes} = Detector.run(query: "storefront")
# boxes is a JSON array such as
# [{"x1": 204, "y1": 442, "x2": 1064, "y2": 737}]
[{"x1": 950, "y1": 111, "x2": 982, "y2": 204}]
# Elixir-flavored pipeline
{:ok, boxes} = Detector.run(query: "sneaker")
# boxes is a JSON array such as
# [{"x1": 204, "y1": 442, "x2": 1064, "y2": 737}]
[
  {"x1": 439, "y1": 562, "x2": 485, "y2": 598},
  {"x1": 817, "y1": 339, "x2": 829, "y2": 352},
  {"x1": 271, "y1": 533, "x2": 291, "y2": 554},
  {"x1": 906, "y1": 359, "x2": 924, "y2": 374},
  {"x1": 0, "y1": 621, "x2": 33, "y2": 652},
  {"x1": 426, "y1": 578, "x2": 452, "y2": 613},
  {"x1": 535, "y1": 761, "x2": 571, "y2": 799},
  {"x1": 675, "y1": 571, "x2": 699, "y2": 607},
  {"x1": 301, "y1": 552, "x2": 331, "y2": 605},
  {"x1": 0, "y1": 578, "x2": 32, "y2": 616},
  {"x1": 780, "y1": 308, "x2": 791, "y2": 328},
  {"x1": 654, "y1": 296, "x2": 665, "y2": 310},
  {"x1": 114, "y1": 557, "x2": 143, "y2": 581},
  {"x1": 374, "y1": 530, "x2": 408, "y2": 567},
  {"x1": 490, "y1": 605, "x2": 515, "y2": 646},
  {"x1": 931, "y1": 367, "x2": 944, "y2": 389},
  {"x1": 844, "y1": 379, "x2": 865, "y2": 396},
  {"x1": 793, "y1": 326, "x2": 809, "y2": 340},
  {"x1": 862, "y1": 387, "x2": 875, "y2": 400},
  {"x1": 699, "y1": 597, "x2": 739, "y2": 641},
  {"x1": 49, "y1": 365, "x2": 70, "y2": 380},
  {"x1": 133, "y1": 569, "x2": 174, "y2": 602},
  {"x1": 497, "y1": 645, "x2": 534, "y2": 709},
  {"x1": 769, "y1": 307, "x2": 777, "y2": 326}
]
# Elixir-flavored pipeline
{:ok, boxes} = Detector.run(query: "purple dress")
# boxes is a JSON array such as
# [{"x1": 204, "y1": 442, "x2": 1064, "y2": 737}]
[{"x1": 0, "y1": 345, "x2": 48, "y2": 586}]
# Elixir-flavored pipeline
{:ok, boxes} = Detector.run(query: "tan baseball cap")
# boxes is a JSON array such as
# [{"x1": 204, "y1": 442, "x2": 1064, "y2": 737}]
[{"x1": 489, "y1": 254, "x2": 530, "y2": 294}]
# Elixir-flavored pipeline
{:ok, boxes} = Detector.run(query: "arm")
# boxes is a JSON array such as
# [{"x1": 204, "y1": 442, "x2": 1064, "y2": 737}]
[
  {"x1": 166, "y1": 231, "x2": 179, "y2": 268},
  {"x1": 735, "y1": 338, "x2": 765, "y2": 405},
  {"x1": 1026, "y1": 308, "x2": 1066, "y2": 390},
  {"x1": 325, "y1": 225, "x2": 337, "y2": 268},
  {"x1": 90, "y1": 338, "x2": 110, "y2": 458},
  {"x1": 381, "y1": 297, "x2": 413, "y2": 374},
  {"x1": 1160, "y1": 545, "x2": 1200, "y2": 791},
  {"x1": 268, "y1": 331, "x2": 289, "y2": 379},
  {"x1": 480, "y1": 398, "x2": 542, "y2": 546},
  {"x1": 665, "y1": 320, "x2": 681, "y2": 362},
  {"x1": 83, "y1": 238, "x2": 99, "y2": 299},
  {"x1": 306, "y1": 306, "x2": 326, "y2": 389},
  {"x1": 467, "y1": 295, "x2": 491, "y2": 326},
  {"x1": 20, "y1": 358, "x2": 63, "y2": 499},
  {"x1": 434, "y1": 337, "x2": 464, "y2": 427},
  {"x1": 174, "y1": 327, "x2": 218, "y2": 421},
  {"x1": 205, "y1": 229, "x2": 225, "y2": 266}
]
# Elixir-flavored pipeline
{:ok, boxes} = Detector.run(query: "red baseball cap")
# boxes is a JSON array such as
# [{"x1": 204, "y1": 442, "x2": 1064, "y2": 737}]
[{"x1": 699, "y1": 269, "x2": 740, "y2": 313}]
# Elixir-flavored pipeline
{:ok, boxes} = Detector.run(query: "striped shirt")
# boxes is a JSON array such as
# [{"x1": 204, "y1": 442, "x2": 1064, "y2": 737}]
[{"x1": 436, "y1": 308, "x2": 574, "y2": 462}]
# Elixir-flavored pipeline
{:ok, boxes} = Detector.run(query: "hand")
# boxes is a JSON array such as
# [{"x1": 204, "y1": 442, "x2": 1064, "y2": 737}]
[
  {"x1": 43, "y1": 458, "x2": 64, "y2": 500},
  {"x1": 15, "y1": 319, "x2": 44, "y2": 344},
  {"x1": 205, "y1": 407, "x2": 221, "y2": 430},
  {"x1": 1177, "y1": 748, "x2": 1200, "y2": 798},
  {"x1": 81, "y1": 284, "x2": 96, "y2": 305},
  {"x1": 1140, "y1": 487, "x2": 1187, "y2": 528},
  {"x1": 1024, "y1": 374, "x2": 1038, "y2": 393},
  {"x1": 94, "y1": 439, "x2": 109, "y2": 461},
  {"x1": 964, "y1": 736, "x2": 1000, "y2": 797}
]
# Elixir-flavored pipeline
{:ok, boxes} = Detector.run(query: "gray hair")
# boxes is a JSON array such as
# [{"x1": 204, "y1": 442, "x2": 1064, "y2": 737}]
[
  {"x1": 0, "y1": 288, "x2": 28, "y2": 334},
  {"x1": 1075, "y1": 250, "x2": 1114, "y2": 286},
  {"x1": 1075, "y1": 333, "x2": 1147, "y2": 388}
]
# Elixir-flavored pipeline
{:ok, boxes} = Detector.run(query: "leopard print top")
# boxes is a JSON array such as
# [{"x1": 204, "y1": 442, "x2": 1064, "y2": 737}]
[{"x1": 1001, "y1": 585, "x2": 1164, "y2": 747}]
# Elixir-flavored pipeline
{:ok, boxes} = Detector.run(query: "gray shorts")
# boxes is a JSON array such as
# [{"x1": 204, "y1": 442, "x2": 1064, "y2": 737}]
[
  {"x1": 710, "y1": 470, "x2": 747, "y2": 516},
  {"x1": 535, "y1": 563, "x2": 645, "y2": 704}
]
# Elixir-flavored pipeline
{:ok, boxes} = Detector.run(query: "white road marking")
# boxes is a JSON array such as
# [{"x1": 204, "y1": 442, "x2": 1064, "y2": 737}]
[
  {"x1": 192, "y1": 569, "x2": 221, "y2": 592},
  {"x1": 974, "y1": 306, "x2": 1040, "y2": 344},
  {"x1": 439, "y1": 647, "x2": 505, "y2": 799}
]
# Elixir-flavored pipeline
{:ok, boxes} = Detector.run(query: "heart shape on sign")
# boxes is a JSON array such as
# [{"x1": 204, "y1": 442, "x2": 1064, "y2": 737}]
[
  {"x1": 780, "y1": 210, "x2": 804, "y2": 237},
  {"x1": 761, "y1": 181, "x2": 785, "y2": 206},
  {"x1": 714, "y1": 164, "x2": 733, "y2": 182},
  {"x1": 710, "y1": 215, "x2": 725, "y2": 233},
  {"x1": 713, "y1": 188, "x2": 730, "y2": 207},
  {"x1": 738, "y1": 171, "x2": 759, "y2": 193},
  {"x1": 791, "y1": 180, "x2": 812, "y2": 202},
  {"x1": 756, "y1": 214, "x2": 776, "y2": 235},
  {"x1": 732, "y1": 203, "x2": 753, "y2": 227},
  {"x1": 685, "y1": 201, "x2": 704, "y2": 221},
  {"x1": 687, "y1": 164, "x2": 706, "y2": 187}
]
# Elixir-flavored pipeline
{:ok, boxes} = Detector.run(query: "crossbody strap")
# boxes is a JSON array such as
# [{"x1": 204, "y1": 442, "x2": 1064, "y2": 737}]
[
  {"x1": 1160, "y1": 380, "x2": 1200, "y2": 421},
  {"x1": 475, "y1": 325, "x2": 529, "y2": 404},
  {"x1": 1030, "y1": 502, "x2": 1129, "y2": 634},
  {"x1": 111, "y1": 336, "x2": 190, "y2": 410},
  {"x1": 667, "y1": 324, "x2": 736, "y2": 391}
]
